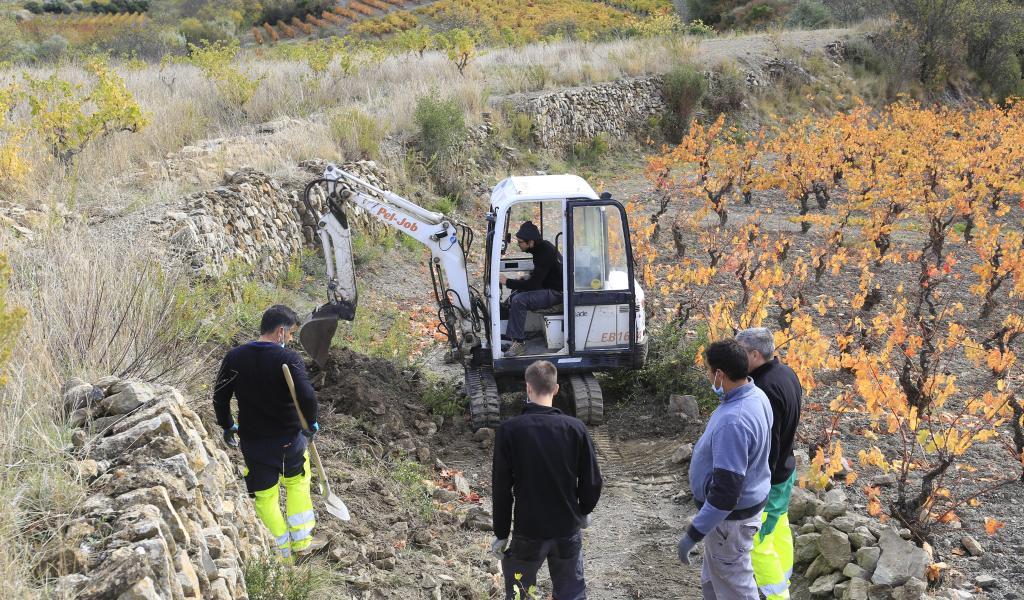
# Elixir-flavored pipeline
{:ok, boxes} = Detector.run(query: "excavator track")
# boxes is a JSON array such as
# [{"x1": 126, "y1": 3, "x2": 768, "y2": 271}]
[
  {"x1": 569, "y1": 372, "x2": 604, "y2": 426},
  {"x1": 465, "y1": 366, "x2": 500, "y2": 431}
]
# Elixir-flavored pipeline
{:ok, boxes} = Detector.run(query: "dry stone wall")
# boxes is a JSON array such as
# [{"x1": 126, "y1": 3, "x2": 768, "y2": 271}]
[
  {"x1": 500, "y1": 76, "x2": 667, "y2": 150},
  {"x1": 155, "y1": 160, "x2": 390, "y2": 280},
  {"x1": 50, "y1": 377, "x2": 269, "y2": 600}
]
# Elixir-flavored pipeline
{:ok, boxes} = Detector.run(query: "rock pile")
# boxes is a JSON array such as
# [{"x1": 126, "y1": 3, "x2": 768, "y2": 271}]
[
  {"x1": 52, "y1": 377, "x2": 268, "y2": 599},
  {"x1": 501, "y1": 76, "x2": 668, "y2": 150},
  {"x1": 791, "y1": 487, "x2": 978, "y2": 599}
]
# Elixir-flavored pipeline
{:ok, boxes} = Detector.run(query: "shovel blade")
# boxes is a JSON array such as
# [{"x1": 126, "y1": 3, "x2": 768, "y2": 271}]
[
  {"x1": 325, "y1": 493, "x2": 351, "y2": 521},
  {"x1": 299, "y1": 301, "x2": 355, "y2": 369}
]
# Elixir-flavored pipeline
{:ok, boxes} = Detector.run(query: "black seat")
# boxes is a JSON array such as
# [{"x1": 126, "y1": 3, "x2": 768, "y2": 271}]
[{"x1": 533, "y1": 304, "x2": 564, "y2": 316}]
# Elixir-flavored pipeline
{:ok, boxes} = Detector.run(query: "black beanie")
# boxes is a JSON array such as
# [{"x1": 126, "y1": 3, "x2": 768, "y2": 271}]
[{"x1": 516, "y1": 221, "x2": 542, "y2": 242}]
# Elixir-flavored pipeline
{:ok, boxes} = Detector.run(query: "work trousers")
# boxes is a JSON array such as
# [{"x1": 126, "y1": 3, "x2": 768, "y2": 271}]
[
  {"x1": 501, "y1": 531, "x2": 586, "y2": 600},
  {"x1": 241, "y1": 432, "x2": 315, "y2": 558},
  {"x1": 506, "y1": 289, "x2": 561, "y2": 342},
  {"x1": 700, "y1": 515, "x2": 762, "y2": 600},
  {"x1": 752, "y1": 512, "x2": 793, "y2": 599}
]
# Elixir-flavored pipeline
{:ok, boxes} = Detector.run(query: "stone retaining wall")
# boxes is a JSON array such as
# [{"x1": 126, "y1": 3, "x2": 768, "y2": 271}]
[
  {"x1": 49, "y1": 377, "x2": 269, "y2": 599},
  {"x1": 156, "y1": 160, "x2": 390, "y2": 280},
  {"x1": 499, "y1": 76, "x2": 668, "y2": 150}
]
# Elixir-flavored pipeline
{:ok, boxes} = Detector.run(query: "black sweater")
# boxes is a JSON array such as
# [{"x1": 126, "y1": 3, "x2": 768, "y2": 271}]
[
  {"x1": 506, "y1": 240, "x2": 562, "y2": 293},
  {"x1": 492, "y1": 403, "x2": 603, "y2": 540},
  {"x1": 749, "y1": 357, "x2": 802, "y2": 485},
  {"x1": 213, "y1": 341, "x2": 318, "y2": 439}
]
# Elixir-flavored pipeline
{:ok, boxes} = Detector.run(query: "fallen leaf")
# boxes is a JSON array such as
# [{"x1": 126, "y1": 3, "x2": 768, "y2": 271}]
[{"x1": 984, "y1": 517, "x2": 1005, "y2": 535}]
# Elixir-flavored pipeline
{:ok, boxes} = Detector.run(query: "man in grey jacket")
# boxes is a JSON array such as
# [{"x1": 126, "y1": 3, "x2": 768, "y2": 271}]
[{"x1": 677, "y1": 338, "x2": 774, "y2": 600}]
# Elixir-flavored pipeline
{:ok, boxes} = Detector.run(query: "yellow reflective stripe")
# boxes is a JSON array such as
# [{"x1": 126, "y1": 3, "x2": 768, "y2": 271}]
[{"x1": 287, "y1": 510, "x2": 315, "y2": 527}]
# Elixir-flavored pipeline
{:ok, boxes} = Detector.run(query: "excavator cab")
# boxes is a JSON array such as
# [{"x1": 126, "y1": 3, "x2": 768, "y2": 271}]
[{"x1": 298, "y1": 166, "x2": 646, "y2": 431}]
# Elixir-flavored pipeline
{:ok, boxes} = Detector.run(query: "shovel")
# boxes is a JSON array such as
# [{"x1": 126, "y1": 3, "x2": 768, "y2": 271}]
[{"x1": 282, "y1": 363, "x2": 351, "y2": 521}]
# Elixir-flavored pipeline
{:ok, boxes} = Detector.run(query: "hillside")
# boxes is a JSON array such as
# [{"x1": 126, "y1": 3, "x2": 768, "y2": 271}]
[{"x1": 1, "y1": 3, "x2": 1024, "y2": 598}]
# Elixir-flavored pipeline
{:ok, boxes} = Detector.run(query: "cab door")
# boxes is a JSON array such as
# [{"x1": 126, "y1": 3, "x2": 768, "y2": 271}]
[{"x1": 565, "y1": 199, "x2": 637, "y2": 356}]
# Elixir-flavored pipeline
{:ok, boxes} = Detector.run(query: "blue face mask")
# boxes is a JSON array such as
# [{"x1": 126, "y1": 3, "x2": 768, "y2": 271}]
[{"x1": 711, "y1": 371, "x2": 725, "y2": 400}]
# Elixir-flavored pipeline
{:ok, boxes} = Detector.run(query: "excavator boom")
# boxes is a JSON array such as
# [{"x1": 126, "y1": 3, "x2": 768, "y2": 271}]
[{"x1": 299, "y1": 164, "x2": 483, "y2": 369}]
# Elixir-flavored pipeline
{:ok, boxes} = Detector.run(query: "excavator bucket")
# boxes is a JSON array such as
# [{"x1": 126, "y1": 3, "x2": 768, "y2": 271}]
[{"x1": 299, "y1": 301, "x2": 355, "y2": 370}]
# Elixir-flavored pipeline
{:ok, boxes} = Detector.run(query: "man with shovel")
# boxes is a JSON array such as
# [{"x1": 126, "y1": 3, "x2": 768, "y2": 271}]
[{"x1": 213, "y1": 305, "x2": 320, "y2": 560}]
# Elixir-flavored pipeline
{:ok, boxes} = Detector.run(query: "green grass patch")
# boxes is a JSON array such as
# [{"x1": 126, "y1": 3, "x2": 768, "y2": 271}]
[{"x1": 390, "y1": 458, "x2": 434, "y2": 520}]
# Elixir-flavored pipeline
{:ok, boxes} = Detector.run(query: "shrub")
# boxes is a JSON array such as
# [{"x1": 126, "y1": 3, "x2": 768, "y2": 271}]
[
  {"x1": 422, "y1": 376, "x2": 463, "y2": 417},
  {"x1": 703, "y1": 62, "x2": 746, "y2": 114},
  {"x1": 244, "y1": 556, "x2": 330, "y2": 600},
  {"x1": 786, "y1": 0, "x2": 833, "y2": 29},
  {"x1": 179, "y1": 18, "x2": 233, "y2": 47},
  {"x1": 186, "y1": 40, "x2": 263, "y2": 109},
  {"x1": 510, "y1": 112, "x2": 534, "y2": 145},
  {"x1": 0, "y1": 255, "x2": 26, "y2": 386},
  {"x1": 413, "y1": 95, "x2": 466, "y2": 162},
  {"x1": 601, "y1": 320, "x2": 715, "y2": 410},
  {"x1": 661, "y1": 63, "x2": 707, "y2": 142},
  {"x1": 684, "y1": 18, "x2": 717, "y2": 36},
  {"x1": 95, "y1": 24, "x2": 186, "y2": 61},
  {"x1": 329, "y1": 107, "x2": 382, "y2": 160},
  {"x1": 571, "y1": 131, "x2": 610, "y2": 165}
]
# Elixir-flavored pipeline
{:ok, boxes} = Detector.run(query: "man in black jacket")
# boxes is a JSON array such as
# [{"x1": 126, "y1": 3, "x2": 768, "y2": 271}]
[
  {"x1": 736, "y1": 327, "x2": 803, "y2": 600},
  {"x1": 500, "y1": 221, "x2": 563, "y2": 357},
  {"x1": 492, "y1": 361, "x2": 602, "y2": 600},
  {"x1": 214, "y1": 305, "x2": 320, "y2": 560}
]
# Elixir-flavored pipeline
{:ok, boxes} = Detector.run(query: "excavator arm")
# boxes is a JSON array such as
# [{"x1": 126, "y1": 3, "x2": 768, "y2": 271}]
[{"x1": 299, "y1": 164, "x2": 485, "y2": 368}]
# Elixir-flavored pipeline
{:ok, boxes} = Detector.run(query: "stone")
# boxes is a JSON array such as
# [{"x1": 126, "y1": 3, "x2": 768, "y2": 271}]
[
  {"x1": 93, "y1": 375, "x2": 121, "y2": 390},
  {"x1": 452, "y1": 474, "x2": 471, "y2": 497},
  {"x1": 835, "y1": 581, "x2": 850, "y2": 599},
  {"x1": 815, "y1": 515, "x2": 831, "y2": 531},
  {"x1": 671, "y1": 443, "x2": 694, "y2": 464},
  {"x1": 868, "y1": 584, "x2": 894, "y2": 599},
  {"x1": 416, "y1": 446, "x2": 431, "y2": 463},
  {"x1": 92, "y1": 413, "x2": 178, "y2": 459},
  {"x1": 810, "y1": 572, "x2": 846, "y2": 597},
  {"x1": 63, "y1": 379, "x2": 104, "y2": 412},
  {"x1": 461, "y1": 506, "x2": 492, "y2": 531},
  {"x1": 100, "y1": 382, "x2": 157, "y2": 416},
  {"x1": 819, "y1": 488, "x2": 848, "y2": 520},
  {"x1": 799, "y1": 523, "x2": 818, "y2": 534},
  {"x1": 871, "y1": 473, "x2": 898, "y2": 487},
  {"x1": 845, "y1": 577, "x2": 869, "y2": 600},
  {"x1": 849, "y1": 526, "x2": 877, "y2": 549},
  {"x1": 668, "y1": 394, "x2": 700, "y2": 420},
  {"x1": 174, "y1": 551, "x2": 200, "y2": 600},
  {"x1": 831, "y1": 516, "x2": 858, "y2": 533},
  {"x1": 961, "y1": 535, "x2": 984, "y2": 557},
  {"x1": 856, "y1": 546, "x2": 881, "y2": 572},
  {"x1": 795, "y1": 532, "x2": 822, "y2": 564},
  {"x1": 819, "y1": 527, "x2": 852, "y2": 569},
  {"x1": 872, "y1": 530, "x2": 929, "y2": 587},
  {"x1": 118, "y1": 576, "x2": 162, "y2": 600},
  {"x1": 806, "y1": 554, "x2": 835, "y2": 581},
  {"x1": 72, "y1": 459, "x2": 102, "y2": 480},
  {"x1": 432, "y1": 487, "x2": 459, "y2": 503},
  {"x1": 974, "y1": 574, "x2": 997, "y2": 589},
  {"x1": 472, "y1": 428, "x2": 495, "y2": 443},
  {"x1": 844, "y1": 563, "x2": 870, "y2": 580},
  {"x1": 898, "y1": 577, "x2": 927, "y2": 600}
]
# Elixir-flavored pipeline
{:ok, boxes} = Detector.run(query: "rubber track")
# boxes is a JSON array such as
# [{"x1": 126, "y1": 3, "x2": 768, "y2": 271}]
[
  {"x1": 569, "y1": 373, "x2": 604, "y2": 426},
  {"x1": 465, "y1": 366, "x2": 500, "y2": 431}
]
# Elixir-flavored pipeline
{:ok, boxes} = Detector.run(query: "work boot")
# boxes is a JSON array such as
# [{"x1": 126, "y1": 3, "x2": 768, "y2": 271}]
[
  {"x1": 294, "y1": 536, "x2": 328, "y2": 563},
  {"x1": 505, "y1": 341, "x2": 527, "y2": 357}
]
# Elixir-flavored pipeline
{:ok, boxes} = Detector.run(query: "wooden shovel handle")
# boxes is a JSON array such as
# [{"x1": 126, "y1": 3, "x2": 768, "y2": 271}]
[{"x1": 281, "y1": 363, "x2": 311, "y2": 431}]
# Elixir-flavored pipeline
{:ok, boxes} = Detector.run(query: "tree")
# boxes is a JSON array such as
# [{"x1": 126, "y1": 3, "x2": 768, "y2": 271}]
[{"x1": 436, "y1": 28, "x2": 476, "y2": 76}]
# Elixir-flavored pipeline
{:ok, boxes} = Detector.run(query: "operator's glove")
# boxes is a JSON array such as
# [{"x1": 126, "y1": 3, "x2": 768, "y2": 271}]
[
  {"x1": 223, "y1": 425, "x2": 239, "y2": 448},
  {"x1": 759, "y1": 514, "x2": 779, "y2": 542},
  {"x1": 677, "y1": 533, "x2": 698, "y2": 565},
  {"x1": 491, "y1": 537, "x2": 508, "y2": 559},
  {"x1": 302, "y1": 421, "x2": 320, "y2": 440}
]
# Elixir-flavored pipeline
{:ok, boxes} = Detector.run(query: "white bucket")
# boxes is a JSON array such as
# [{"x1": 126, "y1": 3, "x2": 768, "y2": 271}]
[{"x1": 544, "y1": 315, "x2": 565, "y2": 350}]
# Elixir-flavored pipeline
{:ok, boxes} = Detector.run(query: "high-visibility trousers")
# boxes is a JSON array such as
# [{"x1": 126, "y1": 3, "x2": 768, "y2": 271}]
[
  {"x1": 242, "y1": 434, "x2": 316, "y2": 558},
  {"x1": 751, "y1": 511, "x2": 793, "y2": 600}
]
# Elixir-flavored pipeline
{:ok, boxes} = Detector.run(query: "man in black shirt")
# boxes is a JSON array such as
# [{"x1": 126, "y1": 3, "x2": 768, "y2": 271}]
[
  {"x1": 492, "y1": 361, "x2": 602, "y2": 600},
  {"x1": 214, "y1": 305, "x2": 320, "y2": 560},
  {"x1": 500, "y1": 221, "x2": 563, "y2": 357},
  {"x1": 736, "y1": 327, "x2": 803, "y2": 600}
]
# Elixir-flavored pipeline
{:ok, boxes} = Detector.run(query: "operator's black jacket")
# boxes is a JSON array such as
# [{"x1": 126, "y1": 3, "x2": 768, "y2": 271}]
[
  {"x1": 750, "y1": 357, "x2": 803, "y2": 484},
  {"x1": 506, "y1": 240, "x2": 562, "y2": 293},
  {"x1": 213, "y1": 341, "x2": 318, "y2": 440},
  {"x1": 492, "y1": 403, "x2": 603, "y2": 540}
]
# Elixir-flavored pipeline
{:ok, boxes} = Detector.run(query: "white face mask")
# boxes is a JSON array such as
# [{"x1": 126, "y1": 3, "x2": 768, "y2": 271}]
[{"x1": 711, "y1": 371, "x2": 725, "y2": 400}]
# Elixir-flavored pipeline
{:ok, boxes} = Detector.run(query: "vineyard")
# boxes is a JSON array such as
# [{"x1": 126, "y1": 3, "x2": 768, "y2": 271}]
[
  {"x1": 250, "y1": 0, "x2": 674, "y2": 45},
  {"x1": 16, "y1": 11, "x2": 148, "y2": 45},
  {"x1": 636, "y1": 101, "x2": 1024, "y2": 540}
]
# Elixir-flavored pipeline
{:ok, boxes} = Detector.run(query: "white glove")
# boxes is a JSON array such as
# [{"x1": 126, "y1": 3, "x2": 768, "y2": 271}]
[{"x1": 491, "y1": 537, "x2": 508, "y2": 559}]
